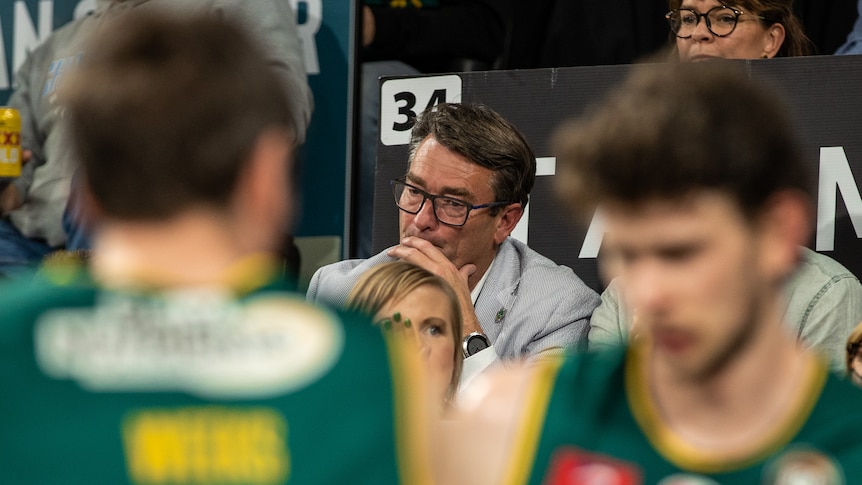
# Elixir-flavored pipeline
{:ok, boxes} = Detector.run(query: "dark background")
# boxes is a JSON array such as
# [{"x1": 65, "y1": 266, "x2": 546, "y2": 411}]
[{"x1": 372, "y1": 55, "x2": 862, "y2": 292}]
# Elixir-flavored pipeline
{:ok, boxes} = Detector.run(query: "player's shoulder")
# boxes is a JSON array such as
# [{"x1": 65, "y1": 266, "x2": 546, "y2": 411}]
[
  {"x1": 818, "y1": 370, "x2": 862, "y2": 409},
  {"x1": 456, "y1": 349, "x2": 624, "y2": 420},
  {"x1": 0, "y1": 263, "x2": 94, "y2": 318},
  {"x1": 311, "y1": 250, "x2": 396, "y2": 284}
]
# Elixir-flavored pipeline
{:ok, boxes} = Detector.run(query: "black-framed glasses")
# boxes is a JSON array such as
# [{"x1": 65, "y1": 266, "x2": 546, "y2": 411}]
[
  {"x1": 666, "y1": 6, "x2": 765, "y2": 38},
  {"x1": 391, "y1": 179, "x2": 511, "y2": 227}
]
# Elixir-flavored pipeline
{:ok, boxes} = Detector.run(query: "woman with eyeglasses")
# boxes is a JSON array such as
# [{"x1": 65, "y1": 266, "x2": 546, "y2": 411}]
[
  {"x1": 846, "y1": 322, "x2": 862, "y2": 386},
  {"x1": 666, "y1": 0, "x2": 814, "y2": 61}
]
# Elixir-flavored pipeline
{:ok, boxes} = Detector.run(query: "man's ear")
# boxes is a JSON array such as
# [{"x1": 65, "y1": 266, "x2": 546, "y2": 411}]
[
  {"x1": 756, "y1": 189, "x2": 812, "y2": 281},
  {"x1": 232, "y1": 128, "x2": 294, "y2": 251},
  {"x1": 493, "y1": 203, "x2": 524, "y2": 245}
]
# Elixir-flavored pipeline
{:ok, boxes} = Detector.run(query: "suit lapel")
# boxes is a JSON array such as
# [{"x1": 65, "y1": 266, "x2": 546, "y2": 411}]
[{"x1": 474, "y1": 239, "x2": 522, "y2": 340}]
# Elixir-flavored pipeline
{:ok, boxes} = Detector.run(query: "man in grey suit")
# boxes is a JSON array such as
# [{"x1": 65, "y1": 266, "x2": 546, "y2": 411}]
[{"x1": 307, "y1": 103, "x2": 600, "y2": 387}]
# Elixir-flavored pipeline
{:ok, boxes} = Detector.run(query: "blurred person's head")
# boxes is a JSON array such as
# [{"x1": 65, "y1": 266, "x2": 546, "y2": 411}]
[
  {"x1": 394, "y1": 103, "x2": 535, "y2": 282},
  {"x1": 63, "y1": 8, "x2": 296, "y2": 253},
  {"x1": 554, "y1": 62, "x2": 812, "y2": 381},
  {"x1": 846, "y1": 322, "x2": 862, "y2": 385},
  {"x1": 666, "y1": 0, "x2": 813, "y2": 61},
  {"x1": 348, "y1": 261, "x2": 464, "y2": 404}
]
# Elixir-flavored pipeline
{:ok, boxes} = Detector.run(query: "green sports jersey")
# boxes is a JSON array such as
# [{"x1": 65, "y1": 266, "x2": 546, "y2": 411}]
[
  {"x1": 506, "y1": 345, "x2": 862, "y2": 485},
  {"x1": 0, "y1": 263, "x2": 429, "y2": 484}
]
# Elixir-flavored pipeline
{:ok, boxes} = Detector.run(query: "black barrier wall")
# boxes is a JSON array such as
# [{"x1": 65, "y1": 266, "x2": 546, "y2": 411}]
[{"x1": 372, "y1": 56, "x2": 862, "y2": 292}]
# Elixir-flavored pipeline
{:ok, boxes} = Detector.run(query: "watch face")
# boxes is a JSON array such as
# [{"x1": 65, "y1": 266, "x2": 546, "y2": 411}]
[{"x1": 466, "y1": 335, "x2": 489, "y2": 355}]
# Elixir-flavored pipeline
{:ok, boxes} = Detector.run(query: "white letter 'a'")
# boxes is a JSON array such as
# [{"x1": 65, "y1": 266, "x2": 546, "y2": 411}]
[
  {"x1": 816, "y1": 147, "x2": 862, "y2": 251},
  {"x1": 579, "y1": 209, "x2": 605, "y2": 259}
]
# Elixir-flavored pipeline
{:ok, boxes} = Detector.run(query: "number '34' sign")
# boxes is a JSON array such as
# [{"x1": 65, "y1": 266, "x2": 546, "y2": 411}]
[{"x1": 380, "y1": 75, "x2": 462, "y2": 146}]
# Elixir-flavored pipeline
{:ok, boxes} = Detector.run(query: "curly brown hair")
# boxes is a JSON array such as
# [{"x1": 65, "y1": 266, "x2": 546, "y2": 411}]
[{"x1": 553, "y1": 61, "x2": 811, "y2": 220}]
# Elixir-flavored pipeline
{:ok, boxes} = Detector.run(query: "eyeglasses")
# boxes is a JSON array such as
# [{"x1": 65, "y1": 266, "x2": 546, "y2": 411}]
[
  {"x1": 666, "y1": 6, "x2": 765, "y2": 38},
  {"x1": 391, "y1": 179, "x2": 511, "y2": 227}
]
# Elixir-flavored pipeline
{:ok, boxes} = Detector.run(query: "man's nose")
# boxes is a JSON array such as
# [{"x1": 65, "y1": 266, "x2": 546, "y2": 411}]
[
  {"x1": 625, "y1": 264, "x2": 670, "y2": 315},
  {"x1": 413, "y1": 198, "x2": 439, "y2": 229}
]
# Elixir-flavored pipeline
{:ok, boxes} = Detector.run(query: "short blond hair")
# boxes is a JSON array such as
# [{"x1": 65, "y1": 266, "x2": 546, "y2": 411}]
[{"x1": 846, "y1": 321, "x2": 862, "y2": 374}]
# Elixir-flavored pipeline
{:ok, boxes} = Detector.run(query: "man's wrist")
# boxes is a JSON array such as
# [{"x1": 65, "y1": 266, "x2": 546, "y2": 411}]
[
  {"x1": 463, "y1": 332, "x2": 490, "y2": 357},
  {"x1": 462, "y1": 318, "x2": 484, "y2": 335}
]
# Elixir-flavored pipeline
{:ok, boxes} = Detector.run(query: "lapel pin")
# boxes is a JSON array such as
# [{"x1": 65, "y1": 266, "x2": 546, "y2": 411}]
[{"x1": 495, "y1": 308, "x2": 507, "y2": 323}]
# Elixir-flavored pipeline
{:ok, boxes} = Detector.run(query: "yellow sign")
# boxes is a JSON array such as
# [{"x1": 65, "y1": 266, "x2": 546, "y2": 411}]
[{"x1": 0, "y1": 107, "x2": 21, "y2": 178}]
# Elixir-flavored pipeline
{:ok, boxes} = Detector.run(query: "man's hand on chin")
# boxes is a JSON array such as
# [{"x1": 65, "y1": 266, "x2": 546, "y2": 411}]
[
  {"x1": 387, "y1": 236, "x2": 484, "y2": 336},
  {"x1": 387, "y1": 236, "x2": 475, "y2": 289}
]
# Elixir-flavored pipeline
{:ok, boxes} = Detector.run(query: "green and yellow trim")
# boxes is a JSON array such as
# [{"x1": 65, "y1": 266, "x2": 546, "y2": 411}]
[
  {"x1": 503, "y1": 357, "x2": 566, "y2": 485},
  {"x1": 626, "y1": 342, "x2": 828, "y2": 474},
  {"x1": 385, "y1": 334, "x2": 436, "y2": 485}
]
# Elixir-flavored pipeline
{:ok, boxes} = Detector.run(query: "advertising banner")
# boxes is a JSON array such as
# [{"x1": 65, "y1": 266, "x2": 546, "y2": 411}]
[{"x1": 373, "y1": 56, "x2": 862, "y2": 292}]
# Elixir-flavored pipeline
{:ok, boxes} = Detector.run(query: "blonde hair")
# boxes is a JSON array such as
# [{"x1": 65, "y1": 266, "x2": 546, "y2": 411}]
[
  {"x1": 846, "y1": 321, "x2": 862, "y2": 375},
  {"x1": 347, "y1": 261, "x2": 464, "y2": 402}
]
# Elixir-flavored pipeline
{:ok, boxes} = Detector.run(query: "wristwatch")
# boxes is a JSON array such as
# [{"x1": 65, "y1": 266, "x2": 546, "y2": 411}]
[{"x1": 463, "y1": 332, "x2": 490, "y2": 357}]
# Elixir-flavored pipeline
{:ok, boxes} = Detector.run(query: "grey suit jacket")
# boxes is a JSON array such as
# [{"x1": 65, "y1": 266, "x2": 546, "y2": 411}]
[{"x1": 307, "y1": 237, "x2": 600, "y2": 360}]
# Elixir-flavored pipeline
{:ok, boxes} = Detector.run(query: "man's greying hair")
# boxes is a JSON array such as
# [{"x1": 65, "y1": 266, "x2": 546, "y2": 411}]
[
  {"x1": 63, "y1": 8, "x2": 295, "y2": 220},
  {"x1": 554, "y1": 62, "x2": 811, "y2": 218},
  {"x1": 408, "y1": 103, "x2": 536, "y2": 209}
]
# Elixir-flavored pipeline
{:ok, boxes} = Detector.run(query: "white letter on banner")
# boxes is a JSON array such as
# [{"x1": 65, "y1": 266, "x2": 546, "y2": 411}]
[
  {"x1": 13, "y1": 1, "x2": 53, "y2": 81},
  {"x1": 816, "y1": 146, "x2": 862, "y2": 251},
  {"x1": 510, "y1": 157, "x2": 557, "y2": 245},
  {"x1": 579, "y1": 209, "x2": 605, "y2": 259},
  {"x1": 290, "y1": 0, "x2": 321, "y2": 75},
  {"x1": 509, "y1": 157, "x2": 605, "y2": 256}
]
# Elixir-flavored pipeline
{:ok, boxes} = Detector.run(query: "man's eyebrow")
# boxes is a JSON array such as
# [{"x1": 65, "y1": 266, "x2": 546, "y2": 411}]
[
  {"x1": 405, "y1": 174, "x2": 474, "y2": 199},
  {"x1": 655, "y1": 242, "x2": 703, "y2": 260},
  {"x1": 439, "y1": 186, "x2": 473, "y2": 198},
  {"x1": 405, "y1": 173, "x2": 427, "y2": 186}
]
